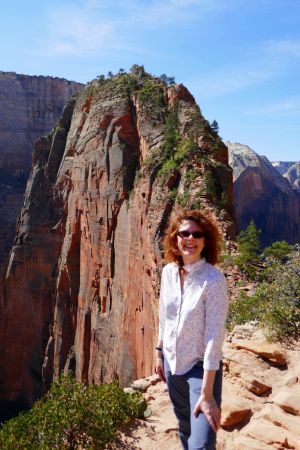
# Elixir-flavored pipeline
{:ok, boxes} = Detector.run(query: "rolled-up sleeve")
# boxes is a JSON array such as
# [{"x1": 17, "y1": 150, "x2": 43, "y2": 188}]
[
  {"x1": 203, "y1": 274, "x2": 228, "y2": 370},
  {"x1": 158, "y1": 267, "x2": 167, "y2": 341}
]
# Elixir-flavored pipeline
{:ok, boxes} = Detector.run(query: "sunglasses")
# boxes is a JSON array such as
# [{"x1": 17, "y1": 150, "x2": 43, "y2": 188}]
[{"x1": 177, "y1": 230, "x2": 205, "y2": 239}]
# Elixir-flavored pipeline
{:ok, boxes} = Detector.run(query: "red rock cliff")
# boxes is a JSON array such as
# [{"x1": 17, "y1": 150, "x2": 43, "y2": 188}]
[
  {"x1": 0, "y1": 71, "x2": 83, "y2": 272},
  {"x1": 0, "y1": 67, "x2": 235, "y2": 420}
]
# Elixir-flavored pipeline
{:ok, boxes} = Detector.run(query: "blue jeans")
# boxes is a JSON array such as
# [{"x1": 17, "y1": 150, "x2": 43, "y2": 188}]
[{"x1": 164, "y1": 358, "x2": 223, "y2": 450}]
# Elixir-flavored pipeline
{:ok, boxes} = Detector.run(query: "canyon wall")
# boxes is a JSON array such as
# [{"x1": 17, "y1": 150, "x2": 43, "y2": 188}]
[
  {"x1": 273, "y1": 161, "x2": 300, "y2": 192},
  {"x1": 0, "y1": 71, "x2": 83, "y2": 272},
  {"x1": 227, "y1": 141, "x2": 300, "y2": 246},
  {"x1": 0, "y1": 67, "x2": 235, "y2": 421}
]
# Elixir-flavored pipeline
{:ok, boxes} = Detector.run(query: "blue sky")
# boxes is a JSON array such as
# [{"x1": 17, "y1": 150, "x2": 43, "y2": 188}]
[{"x1": 1, "y1": 0, "x2": 299, "y2": 161}]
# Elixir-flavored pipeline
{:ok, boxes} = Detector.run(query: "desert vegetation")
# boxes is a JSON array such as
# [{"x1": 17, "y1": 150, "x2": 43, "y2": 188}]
[
  {"x1": 0, "y1": 376, "x2": 146, "y2": 449},
  {"x1": 227, "y1": 221, "x2": 300, "y2": 342}
]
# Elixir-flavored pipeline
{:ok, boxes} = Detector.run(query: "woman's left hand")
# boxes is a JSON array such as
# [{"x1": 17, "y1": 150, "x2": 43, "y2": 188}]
[{"x1": 193, "y1": 393, "x2": 221, "y2": 433}]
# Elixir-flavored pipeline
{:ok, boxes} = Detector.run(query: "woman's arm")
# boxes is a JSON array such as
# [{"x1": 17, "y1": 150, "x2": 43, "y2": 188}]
[
  {"x1": 193, "y1": 369, "x2": 221, "y2": 432},
  {"x1": 195, "y1": 273, "x2": 228, "y2": 431},
  {"x1": 155, "y1": 268, "x2": 166, "y2": 381},
  {"x1": 155, "y1": 339, "x2": 165, "y2": 381},
  {"x1": 203, "y1": 274, "x2": 228, "y2": 371}
]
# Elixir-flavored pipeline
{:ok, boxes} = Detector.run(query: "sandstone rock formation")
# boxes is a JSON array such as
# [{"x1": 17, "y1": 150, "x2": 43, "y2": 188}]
[
  {"x1": 0, "y1": 67, "x2": 235, "y2": 421},
  {"x1": 0, "y1": 71, "x2": 83, "y2": 272},
  {"x1": 227, "y1": 141, "x2": 300, "y2": 246},
  {"x1": 116, "y1": 324, "x2": 300, "y2": 450}
]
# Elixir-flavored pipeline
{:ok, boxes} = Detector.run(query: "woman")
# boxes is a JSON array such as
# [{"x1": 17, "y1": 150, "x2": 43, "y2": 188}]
[{"x1": 156, "y1": 209, "x2": 228, "y2": 450}]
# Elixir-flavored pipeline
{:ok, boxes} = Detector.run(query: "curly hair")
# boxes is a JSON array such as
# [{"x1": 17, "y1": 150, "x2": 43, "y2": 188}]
[{"x1": 163, "y1": 209, "x2": 222, "y2": 266}]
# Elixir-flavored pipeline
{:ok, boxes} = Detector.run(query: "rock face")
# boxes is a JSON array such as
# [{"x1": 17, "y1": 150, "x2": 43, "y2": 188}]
[
  {"x1": 271, "y1": 161, "x2": 295, "y2": 176},
  {"x1": 273, "y1": 161, "x2": 300, "y2": 192},
  {"x1": 0, "y1": 68, "x2": 235, "y2": 421},
  {"x1": 0, "y1": 71, "x2": 83, "y2": 272},
  {"x1": 227, "y1": 141, "x2": 300, "y2": 246}
]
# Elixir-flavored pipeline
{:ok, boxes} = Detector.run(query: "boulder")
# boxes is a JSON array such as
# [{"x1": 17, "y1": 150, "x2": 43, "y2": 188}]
[
  {"x1": 243, "y1": 418, "x2": 300, "y2": 449},
  {"x1": 256, "y1": 404, "x2": 300, "y2": 437},
  {"x1": 232, "y1": 339, "x2": 288, "y2": 366},
  {"x1": 273, "y1": 386, "x2": 300, "y2": 415}
]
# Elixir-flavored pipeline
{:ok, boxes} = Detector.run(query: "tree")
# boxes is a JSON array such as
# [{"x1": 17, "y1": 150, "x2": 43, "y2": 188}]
[
  {"x1": 210, "y1": 120, "x2": 219, "y2": 133},
  {"x1": 235, "y1": 220, "x2": 262, "y2": 279},
  {"x1": 263, "y1": 240, "x2": 293, "y2": 262},
  {"x1": 261, "y1": 241, "x2": 294, "y2": 282},
  {"x1": 160, "y1": 74, "x2": 176, "y2": 85},
  {"x1": 97, "y1": 74, "x2": 106, "y2": 83}
]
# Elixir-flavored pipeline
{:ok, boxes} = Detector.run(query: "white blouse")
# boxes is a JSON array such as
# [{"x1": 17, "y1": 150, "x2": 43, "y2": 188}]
[{"x1": 158, "y1": 258, "x2": 228, "y2": 375}]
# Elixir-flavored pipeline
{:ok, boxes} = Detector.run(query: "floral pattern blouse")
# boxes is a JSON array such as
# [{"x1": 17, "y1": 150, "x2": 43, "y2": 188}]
[{"x1": 158, "y1": 258, "x2": 228, "y2": 374}]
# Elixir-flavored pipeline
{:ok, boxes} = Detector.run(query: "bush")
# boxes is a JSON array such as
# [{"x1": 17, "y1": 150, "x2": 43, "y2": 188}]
[
  {"x1": 158, "y1": 159, "x2": 177, "y2": 177},
  {"x1": 227, "y1": 291, "x2": 262, "y2": 327},
  {"x1": 0, "y1": 376, "x2": 146, "y2": 449},
  {"x1": 174, "y1": 139, "x2": 198, "y2": 163},
  {"x1": 228, "y1": 245, "x2": 300, "y2": 342},
  {"x1": 177, "y1": 192, "x2": 190, "y2": 208}
]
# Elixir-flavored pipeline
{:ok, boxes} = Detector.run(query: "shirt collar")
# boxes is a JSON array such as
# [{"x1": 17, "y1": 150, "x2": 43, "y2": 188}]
[{"x1": 183, "y1": 258, "x2": 206, "y2": 275}]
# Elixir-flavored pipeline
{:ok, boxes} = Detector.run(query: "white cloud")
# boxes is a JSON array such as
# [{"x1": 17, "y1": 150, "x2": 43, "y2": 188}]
[
  {"x1": 265, "y1": 39, "x2": 300, "y2": 58},
  {"x1": 33, "y1": 2, "x2": 181, "y2": 58},
  {"x1": 127, "y1": 0, "x2": 233, "y2": 26},
  {"x1": 189, "y1": 62, "x2": 279, "y2": 98},
  {"x1": 49, "y1": 12, "x2": 117, "y2": 55},
  {"x1": 32, "y1": 0, "x2": 233, "y2": 58},
  {"x1": 188, "y1": 37, "x2": 300, "y2": 98},
  {"x1": 245, "y1": 98, "x2": 300, "y2": 116}
]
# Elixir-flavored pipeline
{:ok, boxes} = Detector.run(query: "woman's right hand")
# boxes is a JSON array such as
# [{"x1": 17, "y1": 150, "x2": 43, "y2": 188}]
[{"x1": 155, "y1": 355, "x2": 165, "y2": 382}]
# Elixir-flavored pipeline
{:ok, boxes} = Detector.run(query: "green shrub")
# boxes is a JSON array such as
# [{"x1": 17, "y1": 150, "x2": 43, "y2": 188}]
[
  {"x1": 157, "y1": 159, "x2": 177, "y2": 177},
  {"x1": 228, "y1": 245, "x2": 300, "y2": 342},
  {"x1": 177, "y1": 192, "x2": 190, "y2": 207},
  {"x1": 184, "y1": 168, "x2": 197, "y2": 188},
  {"x1": 0, "y1": 376, "x2": 146, "y2": 449},
  {"x1": 227, "y1": 291, "x2": 262, "y2": 328},
  {"x1": 174, "y1": 139, "x2": 198, "y2": 163}
]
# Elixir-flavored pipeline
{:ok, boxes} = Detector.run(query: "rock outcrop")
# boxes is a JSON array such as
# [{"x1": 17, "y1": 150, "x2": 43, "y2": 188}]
[
  {"x1": 227, "y1": 141, "x2": 300, "y2": 246},
  {"x1": 0, "y1": 68, "x2": 235, "y2": 421},
  {"x1": 0, "y1": 71, "x2": 83, "y2": 272}
]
